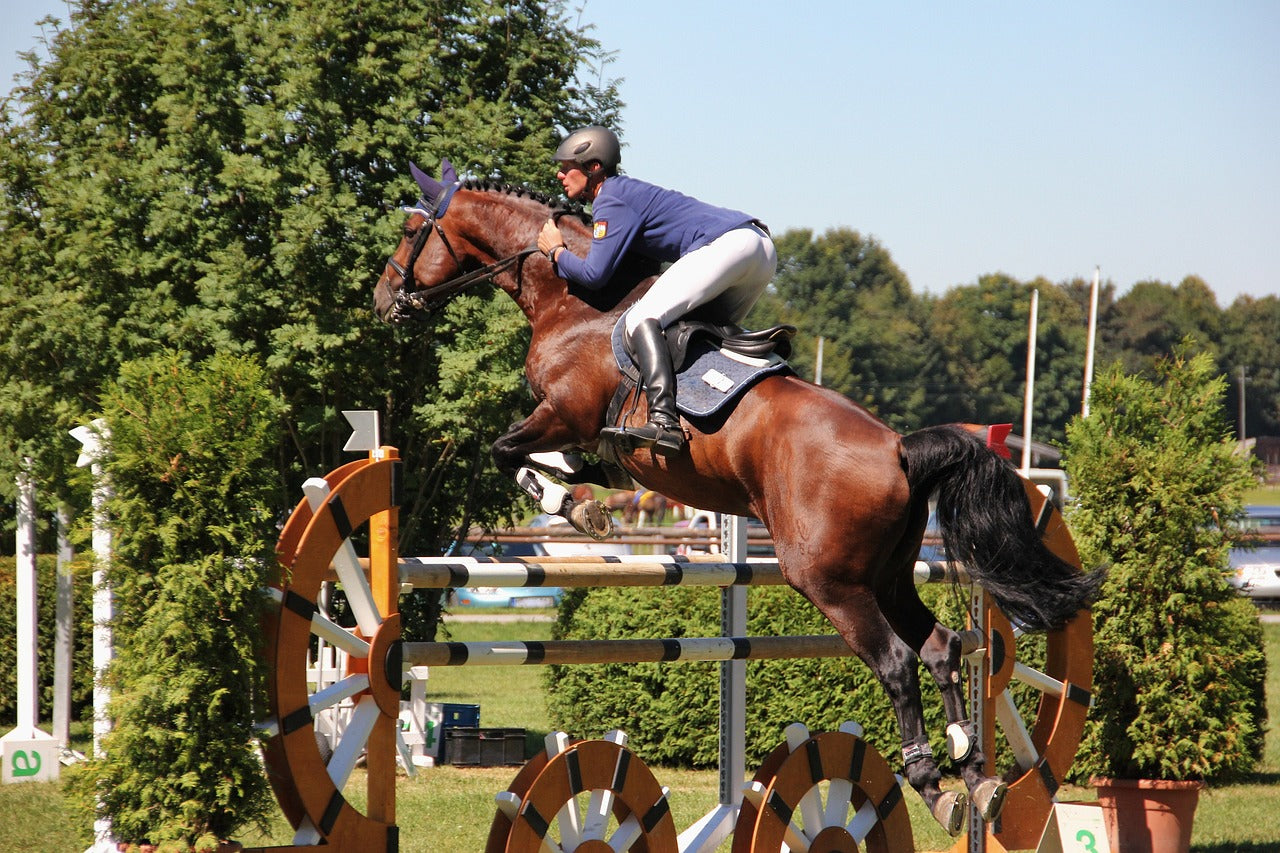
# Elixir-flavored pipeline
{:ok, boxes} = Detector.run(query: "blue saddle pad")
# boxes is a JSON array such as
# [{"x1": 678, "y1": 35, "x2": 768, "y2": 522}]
[{"x1": 611, "y1": 317, "x2": 793, "y2": 418}]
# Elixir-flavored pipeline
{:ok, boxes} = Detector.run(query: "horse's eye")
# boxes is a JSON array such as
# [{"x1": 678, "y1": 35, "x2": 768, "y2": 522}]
[{"x1": 403, "y1": 225, "x2": 418, "y2": 239}]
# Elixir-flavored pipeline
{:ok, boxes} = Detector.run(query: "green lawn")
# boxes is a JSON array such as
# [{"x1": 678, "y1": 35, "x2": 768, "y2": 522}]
[{"x1": 5, "y1": 616, "x2": 1278, "y2": 852}]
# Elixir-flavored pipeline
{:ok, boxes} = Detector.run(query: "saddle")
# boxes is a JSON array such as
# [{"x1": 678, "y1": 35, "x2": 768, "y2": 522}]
[
  {"x1": 664, "y1": 319, "x2": 796, "y2": 365},
  {"x1": 601, "y1": 316, "x2": 795, "y2": 448}
]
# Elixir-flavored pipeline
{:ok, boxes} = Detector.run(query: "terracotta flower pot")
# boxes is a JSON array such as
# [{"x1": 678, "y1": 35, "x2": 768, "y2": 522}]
[{"x1": 1091, "y1": 777, "x2": 1204, "y2": 853}]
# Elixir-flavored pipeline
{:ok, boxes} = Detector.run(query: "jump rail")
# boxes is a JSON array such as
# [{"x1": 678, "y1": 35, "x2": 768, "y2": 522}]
[{"x1": 353, "y1": 554, "x2": 969, "y2": 589}]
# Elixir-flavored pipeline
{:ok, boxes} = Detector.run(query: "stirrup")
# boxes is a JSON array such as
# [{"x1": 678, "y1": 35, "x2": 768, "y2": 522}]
[{"x1": 600, "y1": 423, "x2": 685, "y2": 457}]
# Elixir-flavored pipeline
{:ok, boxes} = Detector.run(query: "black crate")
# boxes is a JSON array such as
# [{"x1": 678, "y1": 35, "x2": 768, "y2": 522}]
[{"x1": 443, "y1": 727, "x2": 527, "y2": 766}]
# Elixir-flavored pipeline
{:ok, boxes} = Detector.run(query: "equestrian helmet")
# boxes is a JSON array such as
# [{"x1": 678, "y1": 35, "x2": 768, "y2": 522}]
[{"x1": 554, "y1": 126, "x2": 621, "y2": 174}]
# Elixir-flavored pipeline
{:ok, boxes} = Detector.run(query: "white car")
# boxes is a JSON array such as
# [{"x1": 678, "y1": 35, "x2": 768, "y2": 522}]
[{"x1": 1228, "y1": 506, "x2": 1280, "y2": 601}]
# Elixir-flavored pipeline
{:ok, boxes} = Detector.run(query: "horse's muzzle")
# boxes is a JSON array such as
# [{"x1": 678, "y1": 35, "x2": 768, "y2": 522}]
[{"x1": 387, "y1": 290, "x2": 436, "y2": 325}]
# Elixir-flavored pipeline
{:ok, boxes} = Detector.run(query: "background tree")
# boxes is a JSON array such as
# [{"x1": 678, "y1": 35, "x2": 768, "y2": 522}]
[
  {"x1": 923, "y1": 274, "x2": 1087, "y2": 446},
  {"x1": 1221, "y1": 295, "x2": 1280, "y2": 441},
  {"x1": 747, "y1": 227, "x2": 934, "y2": 432},
  {"x1": 0, "y1": 0, "x2": 619, "y2": 559},
  {"x1": 1107, "y1": 277, "x2": 1223, "y2": 375}
]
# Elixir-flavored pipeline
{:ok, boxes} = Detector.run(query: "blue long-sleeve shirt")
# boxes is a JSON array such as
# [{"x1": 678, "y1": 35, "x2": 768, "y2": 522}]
[{"x1": 554, "y1": 175, "x2": 756, "y2": 290}]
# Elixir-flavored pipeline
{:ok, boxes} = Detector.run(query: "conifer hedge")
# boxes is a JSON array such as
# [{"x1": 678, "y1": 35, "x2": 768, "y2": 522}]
[
  {"x1": 1065, "y1": 347, "x2": 1267, "y2": 782},
  {"x1": 66, "y1": 352, "x2": 281, "y2": 850},
  {"x1": 546, "y1": 582, "x2": 981, "y2": 770}
]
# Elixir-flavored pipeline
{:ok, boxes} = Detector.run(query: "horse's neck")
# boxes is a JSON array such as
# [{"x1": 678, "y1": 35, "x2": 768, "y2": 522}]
[{"x1": 463, "y1": 191, "x2": 624, "y2": 330}]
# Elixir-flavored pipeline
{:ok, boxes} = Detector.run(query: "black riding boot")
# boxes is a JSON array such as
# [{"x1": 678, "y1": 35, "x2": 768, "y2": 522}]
[{"x1": 601, "y1": 318, "x2": 686, "y2": 456}]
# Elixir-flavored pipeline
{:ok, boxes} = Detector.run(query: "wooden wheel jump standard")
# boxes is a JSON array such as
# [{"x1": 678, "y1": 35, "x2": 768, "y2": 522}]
[
  {"x1": 488, "y1": 730, "x2": 679, "y2": 853},
  {"x1": 256, "y1": 449, "x2": 406, "y2": 851},
  {"x1": 733, "y1": 722, "x2": 913, "y2": 853},
  {"x1": 968, "y1": 479, "x2": 1093, "y2": 851}
]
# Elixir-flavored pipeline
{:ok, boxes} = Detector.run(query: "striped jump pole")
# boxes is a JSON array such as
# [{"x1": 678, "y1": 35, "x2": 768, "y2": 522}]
[
  {"x1": 360, "y1": 554, "x2": 968, "y2": 589},
  {"x1": 402, "y1": 633, "x2": 856, "y2": 668}
]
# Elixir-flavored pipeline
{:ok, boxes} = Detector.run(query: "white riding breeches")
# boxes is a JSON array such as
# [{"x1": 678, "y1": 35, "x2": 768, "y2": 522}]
[{"x1": 624, "y1": 225, "x2": 777, "y2": 336}]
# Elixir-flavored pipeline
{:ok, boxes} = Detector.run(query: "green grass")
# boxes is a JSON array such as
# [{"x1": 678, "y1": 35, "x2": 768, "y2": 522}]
[
  {"x1": 1244, "y1": 484, "x2": 1280, "y2": 505},
  {"x1": 6, "y1": 618, "x2": 1279, "y2": 852}
]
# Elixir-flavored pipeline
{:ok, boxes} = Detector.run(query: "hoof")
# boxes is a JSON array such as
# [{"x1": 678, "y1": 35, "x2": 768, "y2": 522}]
[
  {"x1": 972, "y1": 778, "x2": 1008, "y2": 822},
  {"x1": 931, "y1": 790, "x2": 967, "y2": 837},
  {"x1": 568, "y1": 499, "x2": 614, "y2": 540}
]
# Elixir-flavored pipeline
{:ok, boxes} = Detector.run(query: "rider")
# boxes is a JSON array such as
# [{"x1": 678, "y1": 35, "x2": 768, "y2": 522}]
[{"x1": 537, "y1": 126, "x2": 777, "y2": 456}]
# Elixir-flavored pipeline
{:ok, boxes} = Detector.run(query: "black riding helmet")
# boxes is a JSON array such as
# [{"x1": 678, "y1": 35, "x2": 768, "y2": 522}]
[{"x1": 553, "y1": 126, "x2": 621, "y2": 175}]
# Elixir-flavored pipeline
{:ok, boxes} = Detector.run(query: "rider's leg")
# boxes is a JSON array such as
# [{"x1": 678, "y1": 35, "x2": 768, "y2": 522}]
[
  {"x1": 627, "y1": 317, "x2": 685, "y2": 454},
  {"x1": 605, "y1": 226, "x2": 776, "y2": 456},
  {"x1": 624, "y1": 225, "x2": 776, "y2": 332}
]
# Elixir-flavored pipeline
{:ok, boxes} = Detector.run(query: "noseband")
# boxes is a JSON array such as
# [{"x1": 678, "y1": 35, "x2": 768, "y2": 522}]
[{"x1": 382, "y1": 195, "x2": 538, "y2": 324}]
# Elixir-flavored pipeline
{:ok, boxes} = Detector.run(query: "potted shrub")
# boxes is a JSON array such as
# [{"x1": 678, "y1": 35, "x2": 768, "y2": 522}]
[{"x1": 1062, "y1": 346, "x2": 1267, "y2": 853}]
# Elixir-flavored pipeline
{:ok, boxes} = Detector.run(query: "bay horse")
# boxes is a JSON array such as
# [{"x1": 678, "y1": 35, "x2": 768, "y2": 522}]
[{"x1": 373, "y1": 161, "x2": 1101, "y2": 836}]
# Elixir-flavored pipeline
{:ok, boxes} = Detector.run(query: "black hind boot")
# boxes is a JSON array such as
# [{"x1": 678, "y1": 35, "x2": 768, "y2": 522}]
[{"x1": 601, "y1": 318, "x2": 686, "y2": 456}]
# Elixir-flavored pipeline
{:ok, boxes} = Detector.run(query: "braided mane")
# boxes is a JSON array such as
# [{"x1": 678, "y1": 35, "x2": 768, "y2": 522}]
[{"x1": 460, "y1": 178, "x2": 591, "y2": 224}]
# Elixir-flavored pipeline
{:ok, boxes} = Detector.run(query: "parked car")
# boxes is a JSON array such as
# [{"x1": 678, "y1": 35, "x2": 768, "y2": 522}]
[
  {"x1": 449, "y1": 537, "x2": 563, "y2": 608},
  {"x1": 449, "y1": 514, "x2": 631, "y2": 608},
  {"x1": 1228, "y1": 505, "x2": 1280, "y2": 601}
]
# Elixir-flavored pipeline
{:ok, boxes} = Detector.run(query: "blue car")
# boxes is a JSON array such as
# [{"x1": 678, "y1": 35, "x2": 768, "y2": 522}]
[
  {"x1": 447, "y1": 537, "x2": 565, "y2": 608},
  {"x1": 448, "y1": 515, "x2": 631, "y2": 608}
]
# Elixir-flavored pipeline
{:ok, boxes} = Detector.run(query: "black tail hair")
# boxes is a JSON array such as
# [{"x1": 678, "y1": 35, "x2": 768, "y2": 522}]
[{"x1": 902, "y1": 424, "x2": 1104, "y2": 631}]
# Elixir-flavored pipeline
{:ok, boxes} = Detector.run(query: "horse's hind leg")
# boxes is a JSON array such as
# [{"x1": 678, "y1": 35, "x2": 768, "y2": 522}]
[
  {"x1": 883, "y1": 580, "x2": 1008, "y2": 823},
  {"x1": 802, "y1": 581, "x2": 969, "y2": 837}
]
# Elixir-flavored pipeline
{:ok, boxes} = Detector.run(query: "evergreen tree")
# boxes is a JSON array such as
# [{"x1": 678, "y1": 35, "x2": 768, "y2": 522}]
[{"x1": 1064, "y1": 345, "x2": 1266, "y2": 781}]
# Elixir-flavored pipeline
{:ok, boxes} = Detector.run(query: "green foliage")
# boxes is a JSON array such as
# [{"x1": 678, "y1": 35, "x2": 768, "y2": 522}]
[
  {"x1": 926, "y1": 274, "x2": 1087, "y2": 445},
  {"x1": 1063, "y1": 344, "x2": 1267, "y2": 781},
  {"x1": 1221, "y1": 294, "x2": 1280, "y2": 439},
  {"x1": 65, "y1": 352, "x2": 281, "y2": 846},
  {"x1": 747, "y1": 228, "x2": 933, "y2": 432},
  {"x1": 0, "y1": 0, "x2": 619, "y2": 557},
  {"x1": 0, "y1": 555, "x2": 95, "y2": 725},
  {"x1": 546, "y1": 584, "x2": 987, "y2": 770}
]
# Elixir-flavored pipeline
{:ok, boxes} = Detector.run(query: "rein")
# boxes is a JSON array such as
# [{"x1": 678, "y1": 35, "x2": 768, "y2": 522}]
[
  {"x1": 392, "y1": 244, "x2": 539, "y2": 318},
  {"x1": 387, "y1": 192, "x2": 576, "y2": 323}
]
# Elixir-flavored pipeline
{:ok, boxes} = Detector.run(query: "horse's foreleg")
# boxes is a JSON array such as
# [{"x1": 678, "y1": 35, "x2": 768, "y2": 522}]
[{"x1": 494, "y1": 412, "x2": 616, "y2": 540}]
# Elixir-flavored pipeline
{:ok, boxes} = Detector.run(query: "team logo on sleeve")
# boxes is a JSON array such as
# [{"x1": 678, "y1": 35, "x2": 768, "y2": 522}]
[{"x1": 593, "y1": 220, "x2": 608, "y2": 239}]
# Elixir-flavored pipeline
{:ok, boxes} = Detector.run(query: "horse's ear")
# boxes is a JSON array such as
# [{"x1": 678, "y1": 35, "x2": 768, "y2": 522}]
[
  {"x1": 409, "y1": 160, "x2": 444, "y2": 201},
  {"x1": 441, "y1": 158, "x2": 459, "y2": 185}
]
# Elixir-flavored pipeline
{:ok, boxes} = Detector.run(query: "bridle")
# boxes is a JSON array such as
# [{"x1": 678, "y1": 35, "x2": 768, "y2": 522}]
[{"x1": 382, "y1": 184, "x2": 539, "y2": 324}]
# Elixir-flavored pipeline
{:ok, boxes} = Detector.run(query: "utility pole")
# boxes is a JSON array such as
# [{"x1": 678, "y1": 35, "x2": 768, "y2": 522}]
[{"x1": 1238, "y1": 366, "x2": 1248, "y2": 446}]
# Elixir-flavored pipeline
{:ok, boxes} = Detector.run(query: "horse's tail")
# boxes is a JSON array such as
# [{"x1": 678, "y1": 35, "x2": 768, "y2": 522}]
[{"x1": 901, "y1": 424, "x2": 1104, "y2": 632}]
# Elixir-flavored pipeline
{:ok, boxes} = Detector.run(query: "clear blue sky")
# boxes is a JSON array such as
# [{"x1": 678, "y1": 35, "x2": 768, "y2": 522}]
[{"x1": 5, "y1": 1, "x2": 1277, "y2": 303}]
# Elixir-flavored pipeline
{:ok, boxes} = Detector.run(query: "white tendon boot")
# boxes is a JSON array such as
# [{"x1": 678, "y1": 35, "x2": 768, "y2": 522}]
[{"x1": 514, "y1": 466, "x2": 614, "y2": 540}]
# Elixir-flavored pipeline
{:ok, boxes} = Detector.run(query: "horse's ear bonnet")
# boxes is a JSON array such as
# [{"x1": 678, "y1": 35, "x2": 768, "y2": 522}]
[{"x1": 408, "y1": 158, "x2": 460, "y2": 217}]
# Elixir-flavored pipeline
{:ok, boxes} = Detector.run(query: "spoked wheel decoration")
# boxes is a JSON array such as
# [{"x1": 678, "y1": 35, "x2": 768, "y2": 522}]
[
  {"x1": 257, "y1": 449, "x2": 409, "y2": 850},
  {"x1": 487, "y1": 730, "x2": 679, "y2": 853},
  {"x1": 971, "y1": 479, "x2": 1093, "y2": 850},
  {"x1": 733, "y1": 722, "x2": 913, "y2": 853}
]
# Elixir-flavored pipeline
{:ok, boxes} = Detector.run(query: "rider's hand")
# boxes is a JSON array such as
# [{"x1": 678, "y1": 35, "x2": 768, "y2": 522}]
[{"x1": 537, "y1": 219, "x2": 566, "y2": 260}]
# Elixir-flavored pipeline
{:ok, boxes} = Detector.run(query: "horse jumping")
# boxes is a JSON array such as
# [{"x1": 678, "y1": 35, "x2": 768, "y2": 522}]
[{"x1": 373, "y1": 161, "x2": 1102, "y2": 836}]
